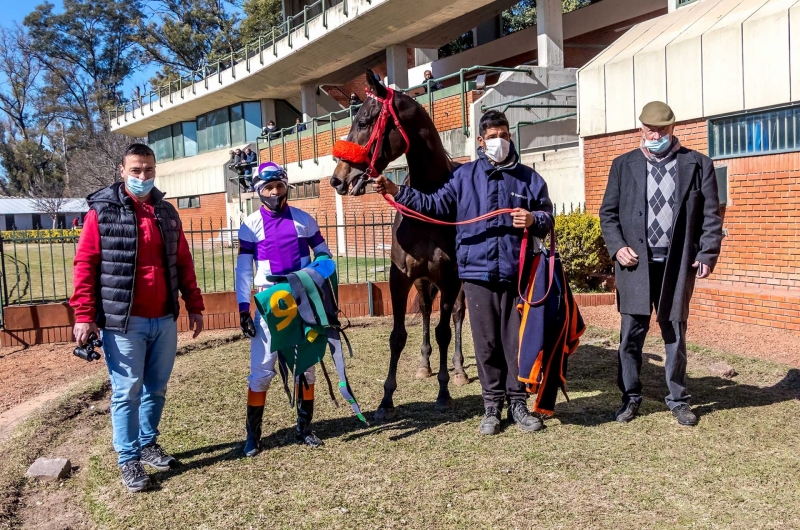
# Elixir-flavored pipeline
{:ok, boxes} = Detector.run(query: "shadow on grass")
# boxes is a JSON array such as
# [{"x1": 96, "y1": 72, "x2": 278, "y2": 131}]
[
  {"x1": 554, "y1": 345, "x2": 800, "y2": 427},
  {"x1": 156, "y1": 394, "x2": 485, "y2": 483}
]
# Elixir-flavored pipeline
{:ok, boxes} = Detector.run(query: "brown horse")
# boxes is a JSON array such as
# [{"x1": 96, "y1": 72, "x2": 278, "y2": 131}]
[{"x1": 330, "y1": 70, "x2": 468, "y2": 420}]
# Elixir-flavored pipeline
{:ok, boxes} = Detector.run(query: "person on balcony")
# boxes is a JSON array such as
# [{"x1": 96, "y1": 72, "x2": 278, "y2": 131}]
[
  {"x1": 236, "y1": 162, "x2": 331, "y2": 456},
  {"x1": 374, "y1": 110, "x2": 554, "y2": 436},
  {"x1": 349, "y1": 92, "x2": 362, "y2": 107},
  {"x1": 422, "y1": 70, "x2": 443, "y2": 93},
  {"x1": 240, "y1": 147, "x2": 258, "y2": 192},
  {"x1": 70, "y1": 143, "x2": 205, "y2": 492},
  {"x1": 294, "y1": 117, "x2": 307, "y2": 133},
  {"x1": 263, "y1": 120, "x2": 279, "y2": 140},
  {"x1": 599, "y1": 101, "x2": 723, "y2": 427}
]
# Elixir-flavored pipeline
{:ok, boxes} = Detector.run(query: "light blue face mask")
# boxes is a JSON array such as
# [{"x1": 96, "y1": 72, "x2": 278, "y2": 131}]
[
  {"x1": 644, "y1": 134, "x2": 671, "y2": 154},
  {"x1": 125, "y1": 174, "x2": 155, "y2": 197}
]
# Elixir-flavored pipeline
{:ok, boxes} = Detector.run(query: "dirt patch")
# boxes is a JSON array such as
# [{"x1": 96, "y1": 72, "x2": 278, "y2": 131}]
[
  {"x1": 580, "y1": 305, "x2": 800, "y2": 367},
  {"x1": 0, "y1": 328, "x2": 240, "y2": 415}
]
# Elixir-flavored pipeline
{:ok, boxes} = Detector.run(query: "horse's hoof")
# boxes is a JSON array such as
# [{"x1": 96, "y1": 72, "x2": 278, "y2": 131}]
[
  {"x1": 435, "y1": 398, "x2": 455, "y2": 412},
  {"x1": 453, "y1": 372, "x2": 470, "y2": 386},
  {"x1": 415, "y1": 367, "x2": 433, "y2": 379},
  {"x1": 374, "y1": 407, "x2": 397, "y2": 422}
]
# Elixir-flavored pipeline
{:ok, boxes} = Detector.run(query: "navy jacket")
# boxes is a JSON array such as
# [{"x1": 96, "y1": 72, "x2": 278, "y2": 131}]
[{"x1": 394, "y1": 148, "x2": 553, "y2": 284}]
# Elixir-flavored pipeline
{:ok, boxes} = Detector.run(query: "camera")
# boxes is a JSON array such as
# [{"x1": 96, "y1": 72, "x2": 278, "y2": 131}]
[{"x1": 73, "y1": 332, "x2": 103, "y2": 362}]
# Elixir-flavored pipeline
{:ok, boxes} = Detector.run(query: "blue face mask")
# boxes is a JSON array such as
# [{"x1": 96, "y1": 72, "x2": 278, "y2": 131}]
[
  {"x1": 125, "y1": 174, "x2": 155, "y2": 197},
  {"x1": 644, "y1": 134, "x2": 671, "y2": 154}
]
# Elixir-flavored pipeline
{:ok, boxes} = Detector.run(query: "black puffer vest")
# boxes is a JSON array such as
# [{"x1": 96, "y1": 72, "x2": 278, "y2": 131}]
[{"x1": 87, "y1": 182, "x2": 183, "y2": 332}]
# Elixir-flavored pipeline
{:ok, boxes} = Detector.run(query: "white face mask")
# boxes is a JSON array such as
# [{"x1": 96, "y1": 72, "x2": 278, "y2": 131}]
[{"x1": 483, "y1": 138, "x2": 511, "y2": 163}]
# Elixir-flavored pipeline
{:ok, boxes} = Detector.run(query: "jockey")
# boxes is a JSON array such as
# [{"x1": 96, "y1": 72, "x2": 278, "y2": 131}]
[{"x1": 236, "y1": 161, "x2": 331, "y2": 455}]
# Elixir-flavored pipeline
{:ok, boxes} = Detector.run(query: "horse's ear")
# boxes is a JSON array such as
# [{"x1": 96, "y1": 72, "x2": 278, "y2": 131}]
[{"x1": 365, "y1": 68, "x2": 388, "y2": 98}]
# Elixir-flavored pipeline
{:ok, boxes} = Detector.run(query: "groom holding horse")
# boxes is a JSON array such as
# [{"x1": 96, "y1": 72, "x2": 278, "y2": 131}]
[{"x1": 375, "y1": 110, "x2": 554, "y2": 435}]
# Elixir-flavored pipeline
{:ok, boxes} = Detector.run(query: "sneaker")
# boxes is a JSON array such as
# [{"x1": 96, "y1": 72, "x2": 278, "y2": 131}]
[
  {"x1": 120, "y1": 461, "x2": 150, "y2": 492},
  {"x1": 671, "y1": 404, "x2": 698, "y2": 426},
  {"x1": 508, "y1": 401, "x2": 544, "y2": 432},
  {"x1": 479, "y1": 406, "x2": 502, "y2": 435},
  {"x1": 140, "y1": 443, "x2": 177, "y2": 471},
  {"x1": 615, "y1": 402, "x2": 640, "y2": 423},
  {"x1": 296, "y1": 430, "x2": 325, "y2": 448}
]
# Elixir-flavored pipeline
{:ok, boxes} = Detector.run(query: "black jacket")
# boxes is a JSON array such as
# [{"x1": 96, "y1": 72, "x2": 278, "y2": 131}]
[
  {"x1": 87, "y1": 182, "x2": 183, "y2": 332},
  {"x1": 600, "y1": 147, "x2": 723, "y2": 321}
]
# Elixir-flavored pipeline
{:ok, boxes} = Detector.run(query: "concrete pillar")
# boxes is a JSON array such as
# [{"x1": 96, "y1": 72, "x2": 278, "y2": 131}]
[
  {"x1": 414, "y1": 48, "x2": 438, "y2": 66},
  {"x1": 300, "y1": 83, "x2": 318, "y2": 121},
  {"x1": 473, "y1": 15, "x2": 502, "y2": 48},
  {"x1": 386, "y1": 45, "x2": 409, "y2": 89},
  {"x1": 537, "y1": 0, "x2": 564, "y2": 68},
  {"x1": 260, "y1": 99, "x2": 277, "y2": 127},
  {"x1": 668, "y1": 0, "x2": 678, "y2": 12}
]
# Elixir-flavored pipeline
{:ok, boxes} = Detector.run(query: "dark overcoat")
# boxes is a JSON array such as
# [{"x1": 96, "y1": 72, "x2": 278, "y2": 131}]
[{"x1": 599, "y1": 147, "x2": 723, "y2": 322}]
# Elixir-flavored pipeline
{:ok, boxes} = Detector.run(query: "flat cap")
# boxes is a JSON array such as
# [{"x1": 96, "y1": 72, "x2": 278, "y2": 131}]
[{"x1": 639, "y1": 101, "x2": 675, "y2": 127}]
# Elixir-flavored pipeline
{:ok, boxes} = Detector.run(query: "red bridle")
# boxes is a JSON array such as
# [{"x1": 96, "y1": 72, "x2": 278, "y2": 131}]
[{"x1": 332, "y1": 87, "x2": 410, "y2": 181}]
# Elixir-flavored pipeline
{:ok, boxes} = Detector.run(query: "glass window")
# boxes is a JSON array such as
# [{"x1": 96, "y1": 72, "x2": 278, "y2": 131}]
[
  {"x1": 230, "y1": 104, "x2": 245, "y2": 145},
  {"x1": 172, "y1": 123, "x2": 184, "y2": 159},
  {"x1": 710, "y1": 105, "x2": 800, "y2": 159},
  {"x1": 243, "y1": 102, "x2": 262, "y2": 141},
  {"x1": 207, "y1": 108, "x2": 230, "y2": 150},
  {"x1": 148, "y1": 125, "x2": 173, "y2": 162},
  {"x1": 197, "y1": 115, "x2": 208, "y2": 153},
  {"x1": 182, "y1": 122, "x2": 198, "y2": 157},
  {"x1": 287, "y1": 180, "x2": 321, "y2": 201},
  {"x1": 178, "y1": 196, "x2": 201, "y2": 209}
]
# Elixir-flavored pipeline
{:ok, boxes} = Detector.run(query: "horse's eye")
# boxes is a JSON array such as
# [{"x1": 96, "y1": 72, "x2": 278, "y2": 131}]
[{"x1": 358, "y1": 121, "x2": 367, "y2": 129}]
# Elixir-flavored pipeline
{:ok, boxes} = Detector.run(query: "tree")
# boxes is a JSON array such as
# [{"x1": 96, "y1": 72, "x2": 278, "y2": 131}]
[
  {"x1": 238, "y1": 0, "x2": 283, "y2": 47},
  {"x1": 0, "y1": 27, "x2": 46, "y2": 142},
  {"x1": 23, "y1": 0, "x2": 144, "y2": 131},
  {"x1": 0, "y1": 123, "x2": 64, "y2": 196},
  {"x1": 502, "y1": 0, "x2": 595, "y2": 36},
  {"x1": 68, "y1": 130, "x2": 141, "y2": 197},
  {"x1": 136, "y1": 0, "x2": 243, "y2": 87},
  {"x1": 28, "y1": 170, "x2": 67, "y2": 228}
]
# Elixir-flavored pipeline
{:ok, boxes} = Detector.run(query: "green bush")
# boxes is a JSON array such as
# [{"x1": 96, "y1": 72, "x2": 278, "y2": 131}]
[
  {"x1": 1, "y1": 228, "x2": 82, "y2": 243},
  {"x1": 553, "y1": 210, "x2": 612, "y2": 291}
]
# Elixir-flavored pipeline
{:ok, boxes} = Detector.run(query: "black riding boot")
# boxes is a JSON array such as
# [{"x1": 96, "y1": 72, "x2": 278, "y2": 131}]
[
  {"x1": 244, "y1": 405, "x2": 264, "y2": 457},
  {"x1": 296, "y1": 398, "x2": 324, "y2": 447}
]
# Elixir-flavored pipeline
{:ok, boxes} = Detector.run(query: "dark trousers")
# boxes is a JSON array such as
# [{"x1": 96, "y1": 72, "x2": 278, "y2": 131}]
[
  {"x1": 618, "y1": 261, "x2": 690, "y2": 410},
  {"x1": 463, "y1": 281, "x2": 527, "y2": 408}
]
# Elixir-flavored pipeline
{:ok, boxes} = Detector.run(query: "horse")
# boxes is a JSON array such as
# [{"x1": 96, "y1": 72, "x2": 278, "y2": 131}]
[{"x1": 330, "y1": 69, "x2": 468, "y2": 420}]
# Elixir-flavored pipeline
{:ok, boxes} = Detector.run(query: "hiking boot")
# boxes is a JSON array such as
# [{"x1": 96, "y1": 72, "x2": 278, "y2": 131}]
[
  {"x1": 120, "y1": 461, "x2": 150, "y2": 493},
  {"x1": 508, "y1": 401, "x2": 543, "y2": 432},
  {"x1": 479, "y1": 406, "x2": 502, "y2": 435},
  {"x1": 671, "y1": 404, "x2": 698, "y2": 426},
  {"x1": 296, "y1": 399, "x2": 324, "y2": 448},
  {"x1": 140, "y1": 443, "x2": 177, "y2": 471},
  {"x1": 615, "y1": 402, "x2": 640, "y2": 423},
  {"x1": 244, "y1": 405, "x2": 264, "y2": 457}
]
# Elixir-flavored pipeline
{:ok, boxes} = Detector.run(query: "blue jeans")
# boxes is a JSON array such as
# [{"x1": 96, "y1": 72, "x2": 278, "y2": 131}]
[{"x1": 102, "y1": 316, "x2": 178, "y2": 465}]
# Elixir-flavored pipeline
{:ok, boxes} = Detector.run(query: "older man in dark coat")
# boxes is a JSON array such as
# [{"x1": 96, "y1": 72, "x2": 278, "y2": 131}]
[{"x1": 600, "y1": 101, "x2": 723, "y2": 427}]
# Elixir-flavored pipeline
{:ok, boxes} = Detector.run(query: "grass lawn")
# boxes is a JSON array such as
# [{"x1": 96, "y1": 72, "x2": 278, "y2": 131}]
[
  {"x1": 1, "y1": 242, "x2": 388, "y2": 305},
  {"x1": 1, "y1": 322, "x2": 799, "y2": 529}
]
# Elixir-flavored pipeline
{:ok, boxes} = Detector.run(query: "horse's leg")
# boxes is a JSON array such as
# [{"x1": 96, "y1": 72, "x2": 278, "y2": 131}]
[
  {"x1": 414, "y1": 279, "x2": 433, "y2": 379},
  {"x1": 375, "y1": 263, "x2": 413, "y2": 422},
  {"x1": 433, "y1": 277, "x2": 460, "y2": 411},
  {"x1": 452, "y1": 284, "x2": 469, "y2": 386}
]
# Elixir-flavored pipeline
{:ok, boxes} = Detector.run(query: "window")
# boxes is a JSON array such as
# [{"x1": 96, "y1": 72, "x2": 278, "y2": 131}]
[
  {"x1": 177, "y1": 196, "x2": 201, "y2": 209},
  {"x1": 709, "y1": 106, "x2": 800, "y2": 159},
  {"x1": 230, "y1": 104, "x2": 246, "y2": 145},
  {"x1": 207, "y1": 108, "x2": 230, "y2": 151},
  {"x1": 243, "y1": 102, "x2": 262, "y2": 141},
  {"x1": 288, "y1": 180, "x2": 320, "y2": 201},
  {"x1": 197, "y1": 115, "x2": 208, "y2": 153},
  {"x1": 172, "y1": 123, "x2": 184, "y2": 159},
  {"x1": 148, "y1": 125, "x2": 174, "y2": 162},
  {"x1": 677, "y1": 0, "x2": 698, "y2": 6},
  {"x1": 182, "y1": 121, "x2": 198, "y2": 157}
]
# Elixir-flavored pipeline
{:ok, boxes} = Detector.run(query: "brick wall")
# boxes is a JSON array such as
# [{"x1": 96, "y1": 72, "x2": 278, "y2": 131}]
[
  {"x1": 166, "y1": 192, "x2": 229, "y2": 229},
  {"x1": 583, "y1": 120, "x2": 800, "y2": 332}
]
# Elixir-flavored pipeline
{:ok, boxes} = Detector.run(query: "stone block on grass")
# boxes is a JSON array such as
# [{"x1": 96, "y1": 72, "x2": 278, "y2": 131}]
[{"x1": 25, "y1": 458, "x2": 71, "y2": 482}]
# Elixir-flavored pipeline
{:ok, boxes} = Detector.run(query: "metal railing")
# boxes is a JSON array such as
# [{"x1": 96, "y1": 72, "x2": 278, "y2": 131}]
[
  {"x1": 0, "y1": 206, "x2": 585, "y2": 311},
  {"x1": 111, "y1": 0, "x2": 348, "y2": 123}
]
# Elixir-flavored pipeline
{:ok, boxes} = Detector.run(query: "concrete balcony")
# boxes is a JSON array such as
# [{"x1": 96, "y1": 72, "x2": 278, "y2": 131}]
[{"x1": 110, "y1": 0, "x2": 500, "y2": 137}]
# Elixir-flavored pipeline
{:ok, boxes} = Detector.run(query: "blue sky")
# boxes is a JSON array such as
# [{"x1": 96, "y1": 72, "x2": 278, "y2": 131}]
[{"x1": 1, "y1": 0, "x2": 162, "y2": 98}]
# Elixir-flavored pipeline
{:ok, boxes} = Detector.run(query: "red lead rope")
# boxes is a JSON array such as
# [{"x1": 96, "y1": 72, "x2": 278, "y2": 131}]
[{"x1": 332, "y1": 87, "x2": 554, "y2": 307}]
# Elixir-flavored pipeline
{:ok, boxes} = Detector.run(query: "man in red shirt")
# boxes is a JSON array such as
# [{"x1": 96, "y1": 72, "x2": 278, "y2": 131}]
[{"x1": 70, "y1": 143, "x2": 205, "y2": 492}]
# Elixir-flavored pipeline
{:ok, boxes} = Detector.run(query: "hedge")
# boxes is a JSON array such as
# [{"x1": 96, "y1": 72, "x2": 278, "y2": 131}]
[
  {"x1": 0, "y1": 228, "x2": 82, "y2": 243},
  {"x1": 554, "y1": 210, "x2": 613, "y2": 291}
]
